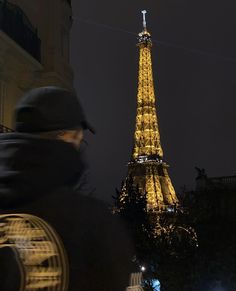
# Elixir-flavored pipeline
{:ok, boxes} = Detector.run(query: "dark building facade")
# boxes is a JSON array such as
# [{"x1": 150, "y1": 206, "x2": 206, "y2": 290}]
[{"x1": 181, "y1": 169, "x2": 236, "y2": 290}]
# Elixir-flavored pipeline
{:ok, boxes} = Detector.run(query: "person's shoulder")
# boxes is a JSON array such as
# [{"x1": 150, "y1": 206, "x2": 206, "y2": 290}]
[{"x1": 36, "y1": 188, "x2": 110, "y2": 222}]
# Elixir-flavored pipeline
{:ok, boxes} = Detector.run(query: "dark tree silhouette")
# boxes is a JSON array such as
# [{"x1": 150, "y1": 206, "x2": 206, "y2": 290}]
[{"x1": 113, "y1": 176, "x2": 198, "y2": 291}]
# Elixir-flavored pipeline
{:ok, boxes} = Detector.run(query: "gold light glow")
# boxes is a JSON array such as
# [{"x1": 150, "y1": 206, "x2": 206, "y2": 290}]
[
  {"x1": 123, "y1": 12, "x2": 179, "y2": 211},
  {"x1": 133, "y1": 43, "x2": 163, "y2": 159},
  {"x1": 0, "y1": 214, "x2": 68, "y2": 291}
]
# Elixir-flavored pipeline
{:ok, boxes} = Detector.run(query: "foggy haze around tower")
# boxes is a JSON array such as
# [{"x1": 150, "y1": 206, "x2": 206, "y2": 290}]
[{"x1": 70, "y1": 0, "x2": 236, "y2": 202}]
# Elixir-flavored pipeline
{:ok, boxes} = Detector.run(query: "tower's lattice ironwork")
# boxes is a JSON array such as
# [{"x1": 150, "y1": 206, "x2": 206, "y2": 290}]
[{"x1": 124, "y1": 11, "x2": 178, "y2": 210}]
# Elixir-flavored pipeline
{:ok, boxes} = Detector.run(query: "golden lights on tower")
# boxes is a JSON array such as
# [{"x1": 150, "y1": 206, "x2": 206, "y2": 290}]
[
  {"x1": 133, "y1": 10, "x2": 163, "y2": 160},
  {"x1": 124, "y1": 11, "x2": 179, "y2": 210}
]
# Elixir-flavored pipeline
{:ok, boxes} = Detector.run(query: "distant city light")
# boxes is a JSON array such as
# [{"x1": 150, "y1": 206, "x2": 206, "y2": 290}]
[
  {"x1": 141, "y1": 266, "x2": 146, "y2": 272},
  {"x1": 167, "y1": 206, "x2": 175, "y2": 212},
  {"x1": 153, "y1": 279, "x2": 161, "y2": 291},
  {"x1": 143, "y1": 278, "x2": 161, "y2": 291}
]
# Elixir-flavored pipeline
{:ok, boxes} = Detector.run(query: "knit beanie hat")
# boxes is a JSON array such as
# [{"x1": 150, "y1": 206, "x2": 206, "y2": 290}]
[{"x1": 15, "y1": 86, "x2": 95, "y2": 133}]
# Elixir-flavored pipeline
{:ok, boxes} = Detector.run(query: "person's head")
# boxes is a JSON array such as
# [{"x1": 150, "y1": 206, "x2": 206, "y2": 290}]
[
  {"x1": 39, "y1": 127, "x2": 84, "y2": 150},
  {"x1": 14, "y1": 86, "x2": 94, "y2": 149}
]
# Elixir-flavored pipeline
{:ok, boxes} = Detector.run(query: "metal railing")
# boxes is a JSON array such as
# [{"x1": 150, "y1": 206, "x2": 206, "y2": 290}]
[
  {"x1": 0, "y1": 0, "x2": 41, "y2": 62},
  {"x1": 0, "y1": 123, "x2": 13, "y2": 133}
]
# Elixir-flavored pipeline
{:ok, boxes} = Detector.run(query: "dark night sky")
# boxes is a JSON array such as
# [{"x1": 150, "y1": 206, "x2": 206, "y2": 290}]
[{"x1": 70, "y1": 0, "x2": 236, "y2": 202}]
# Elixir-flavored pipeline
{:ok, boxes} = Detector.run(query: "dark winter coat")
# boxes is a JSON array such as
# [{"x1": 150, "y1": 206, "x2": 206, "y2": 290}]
[{"x1": 0, "y1": 133, "x2": 134, "y2": 291}]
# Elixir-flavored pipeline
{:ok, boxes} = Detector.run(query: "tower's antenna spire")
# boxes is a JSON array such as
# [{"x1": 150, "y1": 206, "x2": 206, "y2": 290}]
[{"x1": 141, "y1": 10, "x2": 147, "y2": 30}]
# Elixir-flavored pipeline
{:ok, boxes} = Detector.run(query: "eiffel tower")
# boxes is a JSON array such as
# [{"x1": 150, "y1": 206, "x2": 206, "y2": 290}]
[{"x1": 123, "y1": 11, "x2": 179, "y2": 211}]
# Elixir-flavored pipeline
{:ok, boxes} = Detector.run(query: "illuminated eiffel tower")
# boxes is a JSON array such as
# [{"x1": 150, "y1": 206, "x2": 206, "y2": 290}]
[{"x1": 123, "y1": 11, "x2": 179, "y2": 211}]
